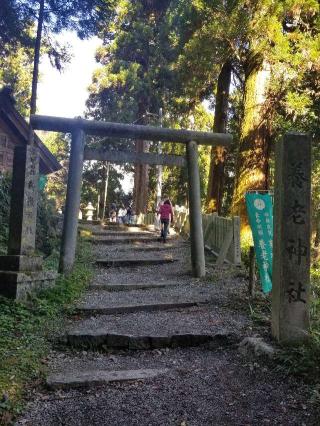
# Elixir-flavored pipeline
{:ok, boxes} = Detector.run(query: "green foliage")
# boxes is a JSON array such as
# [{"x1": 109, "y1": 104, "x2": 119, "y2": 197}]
[
  {"x1": 0, "y1": 0, "x2": 109, "y2": 116},
  {"x1": 0, "y1": 174, "x2": 60, "y2": 257},
  {"x1": 36, "y1": 191, "x2": 60, "y2": 256},
  {"x1": 81, "y1": 162, "x2": 127, "y2": 214},
  {"x1": 41, "y1": 132, "x2": 69, "y2": 210},
  {"x1": 276, "y1": 337, "x2": 320, "y2": 385},
  {"x1": 0, "y1": 242, "x2": 93, "y2": 424},
  {"x1": 86, "y1": 0, "x2": 215, "y2": 207},
  {"x1": 0, "y1": 45, "x2": 33, "y2": 116}
]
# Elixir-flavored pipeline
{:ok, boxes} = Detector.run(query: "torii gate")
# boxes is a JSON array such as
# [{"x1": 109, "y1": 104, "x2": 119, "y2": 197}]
[{"x1": 31, "y1": 114, "x2": 232, "y2": 278}]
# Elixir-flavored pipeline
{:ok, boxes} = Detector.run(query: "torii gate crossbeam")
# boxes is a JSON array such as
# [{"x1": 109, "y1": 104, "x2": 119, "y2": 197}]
[{"x1": 31, "y1": 114, "x2": 232, "y2": 278}]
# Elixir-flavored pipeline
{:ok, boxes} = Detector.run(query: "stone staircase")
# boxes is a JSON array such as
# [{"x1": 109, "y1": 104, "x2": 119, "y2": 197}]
[
  {"x1": 47, "y1": 224, "x2": 242, "y2": 390},
  {"x1": 16, "y1": 223, "x2": 317, "y2": 426}
]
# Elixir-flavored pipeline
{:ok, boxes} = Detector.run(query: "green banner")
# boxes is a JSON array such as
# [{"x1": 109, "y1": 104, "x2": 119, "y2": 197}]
[
  {"x1": 245, "y1": 193, "x2": 273, "y2": 293},
  {"x1": 38, "y1": 175, "x2": 47, "y2": 192}
]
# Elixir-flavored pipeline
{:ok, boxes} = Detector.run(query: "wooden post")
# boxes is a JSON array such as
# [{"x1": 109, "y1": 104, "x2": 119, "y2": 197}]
[
  {"x1": 272, "y1": 132, "x2": 311, "y2": 343},
  {"x1": 59, "y1": 127, "x2": 85, "y2": 273},
  {"x1": 232, "y1": 216, "x2": 241, "y2": 265},
  {"x1": 249, "y1": 246, "x2": 256, "y2": 298},
  {"x1": 186, "y1": 141, "x2": 205, "y2": 277}
]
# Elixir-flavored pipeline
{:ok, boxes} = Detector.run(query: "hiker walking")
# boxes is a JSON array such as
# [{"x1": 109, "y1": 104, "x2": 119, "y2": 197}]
[{"x1": 158, "y1": 199, "x2": 174, "y2": 243}]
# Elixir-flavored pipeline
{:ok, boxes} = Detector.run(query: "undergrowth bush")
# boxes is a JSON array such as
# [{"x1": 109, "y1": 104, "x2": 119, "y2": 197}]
[
  {"x1": 0, "y1": 173, "x2": 60, "y2": 257},
  {"x1": 242, "y1": 233, "x2": 320, "y2": 390}
]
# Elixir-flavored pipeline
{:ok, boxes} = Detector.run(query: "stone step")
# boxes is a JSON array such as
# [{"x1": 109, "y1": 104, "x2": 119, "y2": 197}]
[
  {"x1": 65, "y1": 305, "x2": 245, "y2": 350},
  {"x1": 105, "y1": 223, "x2": 145, "y2": 228},
  {"x1": 75, "y1": 287, "x2": 211, "y2": 316},
  {"x1": 121, "y1": 245, "x2": 176, "y2": 252},
  {"x1": 95, "y1": 257, "x2": 177, "y2": 267},
  {"x1": 89, "y1": 282, "x2": 180, "y2": 291},
  {"x1": 75, "y1": 300, "x2": 204, "y2": 316},
  {"x1": 90, "y1": 235, "x2": 178, "y2": 245},
  {"x1": 89, "y1": 237, "x2": 156, "y2": 245},
  {"x1": 78, "y1": 219, "x2": 102, "y2": 225},
  {"x1": 92, "y1": 231, "x2": 153, "y2": 237},
  {"x1": 65, "y1": 330, "x2": 235, "y2": 350},
  {"x1": 47, "y1": 368, "x2": 168, "y2": 390}
]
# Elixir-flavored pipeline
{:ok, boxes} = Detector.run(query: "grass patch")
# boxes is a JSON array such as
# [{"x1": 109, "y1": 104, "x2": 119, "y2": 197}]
[
  {"x1": 275, "y1": 269, "x2": 320, "y2": 387},
  {"x1": 245, "y1": 268, "x2": 320, "y2": 391},
  {"x1": 0, "y1": 241, "x2": 93, "y2": 425}
]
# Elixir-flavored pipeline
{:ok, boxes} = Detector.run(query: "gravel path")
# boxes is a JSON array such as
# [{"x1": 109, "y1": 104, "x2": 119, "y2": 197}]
[
  {"x1": 67, "y1": 304, "x2": 250, "y2": 336},
  {"x1": 17, "y1": 348, "x2": 317, "y2": 425},
  {"x1": 16, "y1": 224, "x2": 319, "y2": 425},
  {"x1": 76, "y1": 285, "x2": 223, "y2": 308}
]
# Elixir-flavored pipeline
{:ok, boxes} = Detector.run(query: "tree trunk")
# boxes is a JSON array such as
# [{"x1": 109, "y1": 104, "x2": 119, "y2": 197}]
[
  {"x1": 29, "y1": 0, "x2": 45, "y2": 144},
  {"x1": 30, "y1": 0, "x2": 44, "y2": 116},
  {"x1": 133, "y1": 102, "x2": 149, "y2": 215},
  {"x1": 102, "y1": 162, "x2": 109, "y2": 220},
  {"x1": 133, "y1": 140, "x2": 149, "y2": 214},
  {"x1": 206, "y1": 61, "x2": 232, "y2": 214},
  {"x1": 231, "y1": 56, "x2": 271, "y2": 230}
]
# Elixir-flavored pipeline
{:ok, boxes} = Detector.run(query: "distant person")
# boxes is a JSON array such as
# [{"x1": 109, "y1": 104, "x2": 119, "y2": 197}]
[
  {"x1": 126, "y1": 205, "x2": 133, "y2": 224},
  {"x1": 167, "y1": 199, "x2": 173, "y2": 235},
  {"x1": 118, "y1": 205, "x2": 127, "y2": 224},
  {"x1": 110, "y1": 203, "x2": 117, "y2": 222},
  {"x1": 158, "y1": 199, "x2": 174, "y2": 243}
]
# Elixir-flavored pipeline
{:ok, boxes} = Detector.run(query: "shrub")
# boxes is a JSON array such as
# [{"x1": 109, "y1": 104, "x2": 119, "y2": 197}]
[{"x1": 0, "y1": 173, "x2": 60, "y2": 257}]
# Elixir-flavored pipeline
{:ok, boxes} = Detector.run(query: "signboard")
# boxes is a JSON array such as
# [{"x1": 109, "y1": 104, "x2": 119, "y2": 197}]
[{"x1": 245, "y1": 192, "x2": 273, "y2": 293}]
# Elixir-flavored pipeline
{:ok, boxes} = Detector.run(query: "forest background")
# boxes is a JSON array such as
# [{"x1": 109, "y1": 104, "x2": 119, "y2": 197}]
[{"x1": 0, "y1": 0, "x2": 319, "y2": 256}]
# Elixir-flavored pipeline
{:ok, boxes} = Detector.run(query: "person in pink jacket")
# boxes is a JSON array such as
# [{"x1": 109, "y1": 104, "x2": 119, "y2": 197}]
[{"x1": 158, "y1": 199, "x2": 174, "y2": 243}]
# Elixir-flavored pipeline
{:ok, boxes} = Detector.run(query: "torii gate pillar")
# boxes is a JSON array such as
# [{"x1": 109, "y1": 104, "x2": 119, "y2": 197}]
[
  {"x1": 59, "y1": 127, "x2": 85, "y2": 273},
  {"x1": 186, "y1": 141, "x2": 205, "y2": 277}
]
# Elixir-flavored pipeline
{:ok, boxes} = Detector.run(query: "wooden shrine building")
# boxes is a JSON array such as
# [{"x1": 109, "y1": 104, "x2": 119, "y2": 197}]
[{"x1": 0, "y1": 88, "x2": 61, "y2": 175}]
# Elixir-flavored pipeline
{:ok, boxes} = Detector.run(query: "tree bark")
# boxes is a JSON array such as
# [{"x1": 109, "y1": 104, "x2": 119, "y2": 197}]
[
  {"x1": 30, "y1": 0, "x2": 45, "y2": 116},
  {"x1": 231, "y1": 55, "x2": 272, "y2": 229},
  {"x1": 133, "y1": 139, "x2": 149, "y2": 215},
  {"x1": 29, "y1": 0, "x2": 45, "y2": 144},
  {"x1": 133, "y1": 99, "x2": 149, "y2": 215},
  {"x1": 102, "y1": 161, "x2": 109, "y2": 220},
  {"x1": 206, "y1": 61, "x2": 232, "y2": 214}
]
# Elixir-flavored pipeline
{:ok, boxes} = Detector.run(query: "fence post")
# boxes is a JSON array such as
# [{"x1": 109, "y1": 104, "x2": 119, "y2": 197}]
[
  {"x1": 186, "y1": 141, "x2": 205, "y2": 277},
  {"x1": 59, "y1": 126, "x2": 85, "y2": 273},
  {"x1": 249, "y1": 246, "x2": 256, "y2": 298},
  {"x1": 232, "y1": 216, "x2": 241, "y2": 264}
]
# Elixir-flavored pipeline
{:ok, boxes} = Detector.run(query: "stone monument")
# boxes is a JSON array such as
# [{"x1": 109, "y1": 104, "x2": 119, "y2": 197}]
[
  {"x1": 0, "y1": 145, "x2": 56, "y2": 300},
  {"x1": 272, "y1": 132, "x2": 311, "y2": 343}
]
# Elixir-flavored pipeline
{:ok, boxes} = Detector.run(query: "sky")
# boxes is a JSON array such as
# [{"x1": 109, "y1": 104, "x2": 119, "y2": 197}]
[
  {"x1": 37, "y1": 31, "x2": 101, "y2": 118},
  {"x1": 37, "y1": 31, "x2": 134, "y2": 193}
]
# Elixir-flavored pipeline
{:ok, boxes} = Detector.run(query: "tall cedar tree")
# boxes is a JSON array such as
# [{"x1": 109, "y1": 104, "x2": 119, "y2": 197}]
[
  {"x1": 87, "y1": 0, "x2": 173, "y2": 214},
  {"x1": 206, "y1": 61, "x2": 232, "y2": 214}
]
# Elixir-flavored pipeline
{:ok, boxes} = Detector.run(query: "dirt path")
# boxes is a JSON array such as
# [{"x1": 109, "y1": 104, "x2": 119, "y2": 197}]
[{"x1": 16, "y1": 224, "x2": 318, "y2": 425}]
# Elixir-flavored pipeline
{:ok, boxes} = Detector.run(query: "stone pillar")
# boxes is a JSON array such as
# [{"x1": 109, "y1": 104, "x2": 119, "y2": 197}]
[
  {"x1": 8, "y1": 145, "x2": 39, "y2": 255},
  {"x1": 59, "y1": 127, "x2": 85, "y2": 273},
  {"x1": 0, "y1": 145, "x2": 56, "y2": 300},
  {"x1": 186, "y1": 140, "x2": 206, "y2": 277},
  {"x1": 272, "y1": 132, "x2": 311, "y2": 343}
]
